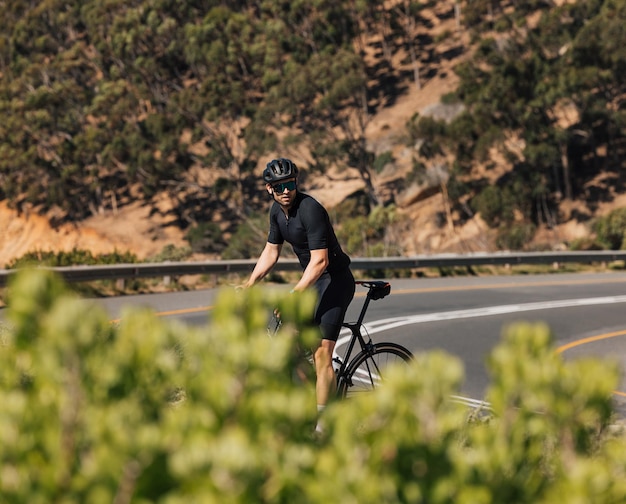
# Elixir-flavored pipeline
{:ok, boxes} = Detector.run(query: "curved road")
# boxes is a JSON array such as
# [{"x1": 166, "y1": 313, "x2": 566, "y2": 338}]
[{"x1": 89, "y1": 271, "x2": 626, "y2": 416}]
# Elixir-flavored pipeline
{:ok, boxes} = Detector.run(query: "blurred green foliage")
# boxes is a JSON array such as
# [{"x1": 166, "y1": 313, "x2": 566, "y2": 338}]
[{"x1": 1, "y1": 270, "x2": 626, "y2": 502}]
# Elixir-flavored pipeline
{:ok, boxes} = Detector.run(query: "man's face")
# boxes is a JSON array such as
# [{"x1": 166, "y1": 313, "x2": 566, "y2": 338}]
[{"x1": 267, "y1": 177, "x2": 297, "y2": 207}]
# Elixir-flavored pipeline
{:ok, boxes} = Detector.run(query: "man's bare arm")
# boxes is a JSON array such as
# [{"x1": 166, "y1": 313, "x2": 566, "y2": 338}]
[
  {"x1": 292, "y1": 248, "x2": 329, "y2": 292},
  {"x1": 243, "y1": 242, "x2": 282, "y2": 288}
]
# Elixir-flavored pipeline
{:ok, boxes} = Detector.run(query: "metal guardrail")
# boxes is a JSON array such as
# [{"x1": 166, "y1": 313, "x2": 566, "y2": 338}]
[{"x1": 1, "y1": 251, "x2": 625, "y2": 287}]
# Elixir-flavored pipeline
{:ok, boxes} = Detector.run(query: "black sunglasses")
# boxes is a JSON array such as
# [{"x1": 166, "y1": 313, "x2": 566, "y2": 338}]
[{"x1": 272, "y1": 181, "x2": 297, "y2": 193}]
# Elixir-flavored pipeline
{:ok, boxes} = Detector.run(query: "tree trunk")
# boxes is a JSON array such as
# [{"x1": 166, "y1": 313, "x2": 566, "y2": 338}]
[
  {"x1": 409, "y1": 42, "x2": 421, "y2": 91},
  {"x1": 401, "y1": 2, "x2": 421, "y2": 91},
  {"x1": 441, "y1": 182, "x2": 454, "y2": 232},
  {"x1": 454, "y1": 2, "x2": 461, "y2": 30},
  {"x1": 358, "y1": 152, "x2": 379, "y2": 207},
  {"x1": 560, "y1": 141, "x2": 573, "y2": 200}
]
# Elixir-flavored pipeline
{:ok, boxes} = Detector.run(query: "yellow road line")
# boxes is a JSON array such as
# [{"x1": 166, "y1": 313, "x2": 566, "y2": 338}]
[
  {"x1": 557, "y1": 330, "x2": 626, "y2": 397},
  {"x1": 110, "y1": 305, "x2": 213, "y2": 324},
  {"x1": 557, "y1": 329, "x2": 626, "y2": 353},
  {"x1": 156, "y1": 306, "x2": 213, "y2": 317}
]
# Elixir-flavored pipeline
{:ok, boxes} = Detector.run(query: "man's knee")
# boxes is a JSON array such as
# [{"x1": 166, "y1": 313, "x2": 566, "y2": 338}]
[{"x1": 314, "y1": 340, "x2": 334, "y2": 368}]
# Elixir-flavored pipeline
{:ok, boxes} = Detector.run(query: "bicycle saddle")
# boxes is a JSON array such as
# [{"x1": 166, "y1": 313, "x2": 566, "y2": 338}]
[{"x1": 358, "y1": 280, "x2": 391, "y2": 300}]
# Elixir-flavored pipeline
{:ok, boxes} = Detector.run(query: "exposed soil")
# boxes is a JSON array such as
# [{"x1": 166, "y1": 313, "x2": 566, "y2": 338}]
[{"x1": 0, "y1": 197, "x2": 188, "y2": 266}]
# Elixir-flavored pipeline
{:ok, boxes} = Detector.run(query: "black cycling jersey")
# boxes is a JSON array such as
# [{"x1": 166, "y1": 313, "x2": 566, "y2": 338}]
[
  {"x1": 267, "y1": 191, "x2": 354, "y2": 341},
  {"x1": 267, "y1": 192, "x2": 351, "y2": 274}
]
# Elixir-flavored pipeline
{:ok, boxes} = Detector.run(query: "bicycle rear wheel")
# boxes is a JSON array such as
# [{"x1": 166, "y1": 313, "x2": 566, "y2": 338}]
[{"x1": 337, "y1": 342, "x2": 413, "y2": 398}]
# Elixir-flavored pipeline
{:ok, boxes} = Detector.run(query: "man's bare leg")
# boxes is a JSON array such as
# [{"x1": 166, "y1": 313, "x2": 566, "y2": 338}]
[{"x1": 314, "y1": 339, "x2": 337, "y2": 432}]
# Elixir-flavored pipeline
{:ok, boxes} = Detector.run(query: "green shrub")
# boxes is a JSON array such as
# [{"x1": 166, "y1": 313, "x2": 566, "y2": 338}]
[
  {"x1": 147, "y1": 244, "x2": 193, "y2": 262},
  {"x1": 373, "y1": 151, "x2": 394, "y2": 173},
  {"x1": 222, "y1": 214, "x2": 268, "y2": 259},
  {"x1": 6, "y1": 248, "x2": 139, "y2": 269},
  {"x1": 471, "y1": 185, "x2": 504, "y2": 227},
  {"x1": 331, "y1": 191, "x2": 371, "y2": 222},
  {"x1": 441, "y1": 92, "x2": 459, "y2": 105},
  {"x1": 184, "y1": 221, "x2": 226, "y2": 253},
  {"x1": 336, "y1": 205, "x2": 402, "y2": 257},
  {"x1": 405, "y1": 114, "x2": 448, "y2": 159},
  {"x1": 434, "y1": 29, "x2": 452, "y2": 44},
  {"x1": 1, "y1": 270, "x2": 625, "y2": 502},
  {"x1": 495, "y1": 222, "x2": 536, "y2": 250},
  {"x1": 569, "y1": 237, "x2": 605, "y2": 251},
  {"x1": 472, "y1": 185, "x2": 518, "y2": 228},
  {"x1": 407, "y1": 159, "x2": 428, "y2": 185},
  {"x1": 593, "y1": 207, "x2": 626, "y2": 250}
]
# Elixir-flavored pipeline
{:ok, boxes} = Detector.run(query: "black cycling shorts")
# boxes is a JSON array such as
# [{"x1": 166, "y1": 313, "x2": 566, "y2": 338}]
[{"x1": 313, "y1": 268, "x2": 355, "y2": 342}]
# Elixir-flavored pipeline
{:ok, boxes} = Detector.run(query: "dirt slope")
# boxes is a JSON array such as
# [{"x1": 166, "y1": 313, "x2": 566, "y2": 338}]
[{"x1": 0, "y1": 197, "x2": 187, "y2": 266}]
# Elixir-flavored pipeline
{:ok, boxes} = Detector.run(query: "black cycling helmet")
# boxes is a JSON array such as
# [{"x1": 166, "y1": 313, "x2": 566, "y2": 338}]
[{"x1": 262, "y1": 158, "x2": 298, "y2": 184}]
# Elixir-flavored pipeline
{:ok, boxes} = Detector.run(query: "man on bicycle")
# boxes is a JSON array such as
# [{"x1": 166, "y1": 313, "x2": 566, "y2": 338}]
[{"x1": 242, "y1": 158, "x2": 356, "y2": 431}]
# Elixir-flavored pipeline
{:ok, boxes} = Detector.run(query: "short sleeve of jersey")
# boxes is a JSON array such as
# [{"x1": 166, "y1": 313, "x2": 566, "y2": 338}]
[
  {"x1": 301, "y1": 198, "x2": 330, "y2": 250},
  {"x1": 267, "y1": 204, "x2": 284, "y2": 245}
]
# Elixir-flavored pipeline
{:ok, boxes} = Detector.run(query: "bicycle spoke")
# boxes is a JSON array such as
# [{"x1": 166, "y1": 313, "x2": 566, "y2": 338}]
[
  {"x1": 351, "y1": 366, "x2": 382, "y2": 386},
  {"x1": 338, "y1": 343, "x2": 412, "y2": 398}
]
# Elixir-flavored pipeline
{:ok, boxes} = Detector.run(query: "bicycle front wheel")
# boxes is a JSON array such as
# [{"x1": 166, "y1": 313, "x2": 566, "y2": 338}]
[{"x1": 337, "y1": 342, "x2": 413, "y2": 398}]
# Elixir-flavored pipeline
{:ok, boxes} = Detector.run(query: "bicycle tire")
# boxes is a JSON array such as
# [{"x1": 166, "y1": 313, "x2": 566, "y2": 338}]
[{"x1": 337, "y1": 342, "x2": 413, "y2": 398}]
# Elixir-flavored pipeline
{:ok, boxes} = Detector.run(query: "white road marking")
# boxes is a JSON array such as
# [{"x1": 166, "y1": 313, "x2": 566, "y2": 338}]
[
  {"x1": 335, "y1": 295, "x2": 626, "y2": 410},
  {"x1": 337, "y1": 295, "x2": 626, "y2": 348}
]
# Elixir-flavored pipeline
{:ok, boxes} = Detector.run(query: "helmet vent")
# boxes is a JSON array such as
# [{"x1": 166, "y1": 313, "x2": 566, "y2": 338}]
[{"x1": 263, "y1": 158, "x2": 298, "y2": 183}]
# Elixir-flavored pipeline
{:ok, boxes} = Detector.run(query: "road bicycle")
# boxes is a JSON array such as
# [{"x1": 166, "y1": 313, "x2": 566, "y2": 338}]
[{"x1": 270, "y1": 280, "x2": 413, "y2": 398}]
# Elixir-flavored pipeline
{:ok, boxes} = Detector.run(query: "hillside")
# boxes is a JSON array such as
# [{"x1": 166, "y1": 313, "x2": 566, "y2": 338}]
[
  {"x1": 0, "y1": 6, "x2": 461, "y2": 265},
  {"x1": 1, "y1": 1, "x2": 624, "y2": 267},
  {"x1": 0, "y1": 52, "x2": 600, "y2": 266}
]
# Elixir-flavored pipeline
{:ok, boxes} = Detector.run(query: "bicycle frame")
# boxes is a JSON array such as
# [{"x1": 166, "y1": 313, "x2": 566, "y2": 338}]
[{"x1": 334, "y1": 287, "x2": 376, "y2": 388}]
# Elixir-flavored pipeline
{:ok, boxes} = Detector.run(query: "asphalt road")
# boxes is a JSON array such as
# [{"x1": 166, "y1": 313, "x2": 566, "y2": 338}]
[
  {"x1": 6, "y1": 271, "x2": 626, "y2": 416},
  {"x1": 87, "y1": 271, "x2": 626, "y2": 415}
]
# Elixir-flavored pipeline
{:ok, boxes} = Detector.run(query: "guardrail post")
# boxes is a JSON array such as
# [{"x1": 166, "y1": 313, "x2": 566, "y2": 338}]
[{"x1": 115, "y1": 278, "x2": 125, "y2": 290}]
